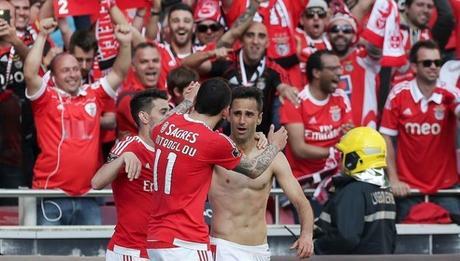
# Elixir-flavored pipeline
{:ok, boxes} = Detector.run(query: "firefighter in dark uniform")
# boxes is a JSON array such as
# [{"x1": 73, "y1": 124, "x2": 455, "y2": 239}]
[{"x1": 314, "y1": 127, "x2": 397, "y2": 254}]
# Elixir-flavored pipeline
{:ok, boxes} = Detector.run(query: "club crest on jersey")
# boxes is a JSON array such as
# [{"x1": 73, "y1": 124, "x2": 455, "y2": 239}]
[
  {"x1": 344, "y1": 63, "x2": 353, "y2": 72},
  {"x1": 232, "y1": 148, "x2": 241, "y2": 158},
  {"x1": 160, "y1": 121, "x2": 169, "y2": 133},
  {"x1": 84, "y1": 102, "x2": 97, "y2": 117},
  {"x1": 276, "y1": 43, "x2": 289, "y2": 56},
  {"x1": 256, "y1": 77, "x2": 266, "y2": 90},
  {"x1": 330, "y1": 106, "x2": 341, "y2": 122},
  {"x1": 433, "y1": 105, "x2": 445, "y2": 120}
]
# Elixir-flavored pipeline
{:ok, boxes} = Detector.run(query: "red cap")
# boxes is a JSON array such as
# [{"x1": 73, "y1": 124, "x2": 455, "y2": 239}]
[{"x1": 194, "y1": 0, "x2": 222, "y2": 23}]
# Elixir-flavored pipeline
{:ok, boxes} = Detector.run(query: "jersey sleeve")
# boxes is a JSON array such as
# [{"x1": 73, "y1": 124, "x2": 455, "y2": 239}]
[
  {"x1": 107, "y1": 136, "x2": 137, "y2": 162},
  {"x1": 201, "y1": 133, "x2": 242, "y2": 170},
  {"x1": 379, "y1": 89, "x2": 400, "y2": 136},
  {"x1": 222, "y1": 0, "x2": 247, "y2": 27},
  {"x1": 280, "y1": 100, "x2": 303, "y2": 124}
]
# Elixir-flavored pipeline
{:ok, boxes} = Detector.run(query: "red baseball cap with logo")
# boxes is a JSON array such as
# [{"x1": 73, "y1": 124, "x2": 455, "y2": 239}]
[{"x1": 194, "y1": 0, "x2": 222, "y2": 23}]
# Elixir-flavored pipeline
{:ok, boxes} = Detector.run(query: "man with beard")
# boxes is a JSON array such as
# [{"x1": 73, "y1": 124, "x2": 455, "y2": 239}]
[
  {"x1": 380, "y1": 40, "x2": 460, "y2": 222},
  {"x1": 209, "y1": 87, "x2": 314, "y2": 260},
  {"x1": 182, "y1": 22, "x2": 297, "y2": 134},
  {"x1": 327, "y1": 9, "x2": 381, "y2": 128},
  {"x1": 295, "y1": 0, "x2": 331, "y2": 86},
  {"x1": 280, "y1": 50, "x2": 352, "y2": 213}
]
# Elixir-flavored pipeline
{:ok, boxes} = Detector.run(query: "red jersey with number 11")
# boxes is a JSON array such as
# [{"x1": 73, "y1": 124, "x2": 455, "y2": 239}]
[{"x1": 147, "y1": 113, "x2": 242, "y2": 250}]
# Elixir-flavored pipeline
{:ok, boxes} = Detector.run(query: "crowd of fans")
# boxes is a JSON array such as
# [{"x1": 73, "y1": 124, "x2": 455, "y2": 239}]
[{"x1": 0, "y1": 0, "x2": 459, "y2": 235}]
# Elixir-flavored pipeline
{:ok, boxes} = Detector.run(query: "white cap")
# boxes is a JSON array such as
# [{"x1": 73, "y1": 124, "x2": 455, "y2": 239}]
[{"x1": 306, "y1": 0, "x2": 328, "y2": 11}]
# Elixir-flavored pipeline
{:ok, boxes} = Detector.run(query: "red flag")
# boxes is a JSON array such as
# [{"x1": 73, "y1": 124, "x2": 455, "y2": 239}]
[{"x1": 53, "y1": 0, "x2": 100, "y2": 17}]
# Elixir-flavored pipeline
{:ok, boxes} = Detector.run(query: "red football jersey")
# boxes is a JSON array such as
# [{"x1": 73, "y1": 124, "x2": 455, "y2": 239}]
[
  {"x1": 339, "y1": 48, "x2": 380, "y2": 127},
  {"x1": 147, "y1": 113, "x2": 241, "y2": 249},
  {"x1": 224, "y1": 0, "x2": 307, "y2": 60},
  {"x1": 107, "y1": 135, "x2": 155, "y2": 258},
  {"x1": 116, "y1": 90, "x2": 138, "y2": 139},
  {"x1": 280, "y1": 85, "x2": 352, "y2": 180},
  {"x1": 27, "y1": 72, "x2": 116, "y2": 196},
  {"x1": 379, "y1": 80, "x2": 460, "y2": 193}
]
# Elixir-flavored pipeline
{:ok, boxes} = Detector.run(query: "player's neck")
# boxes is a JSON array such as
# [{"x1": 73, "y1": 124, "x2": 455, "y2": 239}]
[
  {"x1": 230, "y1": 134, "x2": 257, "y2": 154},
  {"x1": 138, "y1": 126, "x2": 154, "y2": 147},
  {"x1": 189, "y1": 110, "x2": 220, "y2": 129}
]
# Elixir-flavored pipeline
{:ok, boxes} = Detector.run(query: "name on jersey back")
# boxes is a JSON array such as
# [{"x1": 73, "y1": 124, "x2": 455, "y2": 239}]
[{"x1": 155, "y1": 123, "x2": 199, "y2": 157}]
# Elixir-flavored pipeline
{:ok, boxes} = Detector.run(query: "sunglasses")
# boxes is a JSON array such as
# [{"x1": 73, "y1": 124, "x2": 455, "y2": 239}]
[
  {"x1": 328, "y1": 24, "x2": 354, "y2": 34},
  {"x1": 304, "y1": 9, "x2": 327, "y2": 19},
  {"x1": 196, "y1": 23, "x2": 222, "y2": 33},
  {"x1": 416, "y1": 59, "x2": 442, "y2": 68}
]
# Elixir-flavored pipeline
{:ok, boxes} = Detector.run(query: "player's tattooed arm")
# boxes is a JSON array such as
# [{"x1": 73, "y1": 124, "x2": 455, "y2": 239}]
[
  {"x1": 234, "y1": 144, "x2": 280, "y2": 179},
  {"x1": 159, "y1": 81, "x2": 200, "y2": 123},
  {"x1": 234, "y1": 125, "x2": 288, "y2": 178},
  {"x1": 217, "y1": 0, "x2": 258, "y2": 48}
]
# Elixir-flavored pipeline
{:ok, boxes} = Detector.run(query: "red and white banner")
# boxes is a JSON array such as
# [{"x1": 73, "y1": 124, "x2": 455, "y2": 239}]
[{"x1": 53, "y1": 0, "x2": 150, "y2": 17}]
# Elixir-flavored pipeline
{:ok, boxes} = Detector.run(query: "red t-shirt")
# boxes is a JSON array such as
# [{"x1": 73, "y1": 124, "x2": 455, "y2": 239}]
[
  {"x1": 116, "y1": 90, "x2": 139, "y2": 139},
  {"x1": 147, "y1": 113, "x2": 241, "y2": 249},
  {"x1": 107, "y1": 135, "x2": 155, "y2": 258},
  {"x1": 379, "y1": 80, "x2": 460, "y2": 193},
  {"x1": 27, "y1": 72, "x2": 116, "y2": 196},
  {"x1": 339, "y1": 48, "x2": 381, "y2": 127},
  {"x1": 280, "y1": 85, "x2": 352, "y2": 180}
]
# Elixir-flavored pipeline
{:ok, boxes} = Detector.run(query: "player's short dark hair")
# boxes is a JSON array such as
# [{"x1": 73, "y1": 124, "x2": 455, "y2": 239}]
[
  {"x1": 69, "y1": 30, "x2": 98, "y2": 54},
  {"x1": 231, "y1": 87, "x2": 264, "y2": 113},
  {"x1": 130, "y1": 89, "x2": 168, "y2": 127},
  {"x1": 167, "y1": 66, "x2": 199, "y2": 97},
  {"x1": 133, "y1": 41, "x2": 158, "y2": 56},
  {"x1": 405, "y1": 0, "x2": 416, "y2": 7},
  {"x1": 168, "y1": 2, "x2": 193, "y2": 19},
  {"x1": 306, "y1": 50, "x2": 336, "y2": 82},
  {"x1": 194, "y1": 78, "x2": 232, "y2": 116},
  {"x1": 409, "y1": 39, "x2": 440, "y2": 63}
]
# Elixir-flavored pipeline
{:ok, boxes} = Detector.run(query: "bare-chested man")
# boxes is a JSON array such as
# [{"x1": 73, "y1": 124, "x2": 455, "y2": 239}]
[{"x1": 209, "y1": 87, "x2": 314, "y2": 260}]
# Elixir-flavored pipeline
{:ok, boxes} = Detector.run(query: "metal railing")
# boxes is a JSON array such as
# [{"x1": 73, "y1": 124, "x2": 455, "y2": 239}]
[{"x1": 1, "y1": 188, "x2": 460, "y2": 226}]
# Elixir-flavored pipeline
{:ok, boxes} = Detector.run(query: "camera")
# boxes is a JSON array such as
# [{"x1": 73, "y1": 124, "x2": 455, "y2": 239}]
[{"x1": 0, "y1": 9, "x2": 11, "y2": 25}]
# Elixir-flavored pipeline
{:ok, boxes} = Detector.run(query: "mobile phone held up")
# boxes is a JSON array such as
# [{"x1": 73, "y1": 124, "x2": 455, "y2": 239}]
[{"x1": 0, "y1": 9, "x2": 11, "y2": 25}]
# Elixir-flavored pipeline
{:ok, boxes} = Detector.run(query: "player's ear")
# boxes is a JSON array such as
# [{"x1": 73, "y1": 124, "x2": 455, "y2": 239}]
[
  {"x1": 257, "y1": 112, "x2": 263, "y2": 125},
  {"x1": 138, "y1": 111, "x2": 149, "y2": 124}
]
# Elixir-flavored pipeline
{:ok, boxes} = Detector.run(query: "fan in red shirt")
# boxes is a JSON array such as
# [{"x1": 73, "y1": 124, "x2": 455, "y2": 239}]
[
  {"x1": 117, "y1": 42, "x2": 162, "y2": 139},
  {"x1": 280, "y1": 50, "x2": 352, "y2": 207},
  {"x1": 24, "y1": 18, "x2": 132, "y2": 225},
  {"x1": 379, "y1": 40, "x2": 460, "y2": 222},
  {"x1": 146, "y1": 78, "x2": 288, "y2": 260},
  {"x1": 295, "y1": 0, "x2": 331, "y2": 86},
  {"x1": 326, "y1": 6, "x2": 381, "y2": 128}
]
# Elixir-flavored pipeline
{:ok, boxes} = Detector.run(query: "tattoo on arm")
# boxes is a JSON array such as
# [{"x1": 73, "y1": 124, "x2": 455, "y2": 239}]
[
  {"x1": 216, "y1": 1, "x2": 257, "y2": 48},
  {"x1": 160, "y1": 99, "x2": 193, "y2": 122},
  {"x1": 234, "y1": 144, "x2": 279, "y2": 178}
]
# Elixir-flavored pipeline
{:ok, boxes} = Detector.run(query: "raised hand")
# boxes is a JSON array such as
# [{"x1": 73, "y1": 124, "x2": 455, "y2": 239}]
[
  {"x1": 39, "y1": 18, "x2": 57, "y2": 35},
  {"x1": 255, "y1": 132, "x2": 268, "y2": 149},
  {"x1": 183, "y1": 81, "x2": 200, "y2": 102},
  {"x1": 267, "y1": 124, "x2": 288, "y2": 151},
  {"x1": 114, "y1": 24, "x2": 132, "y2": 45}
]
